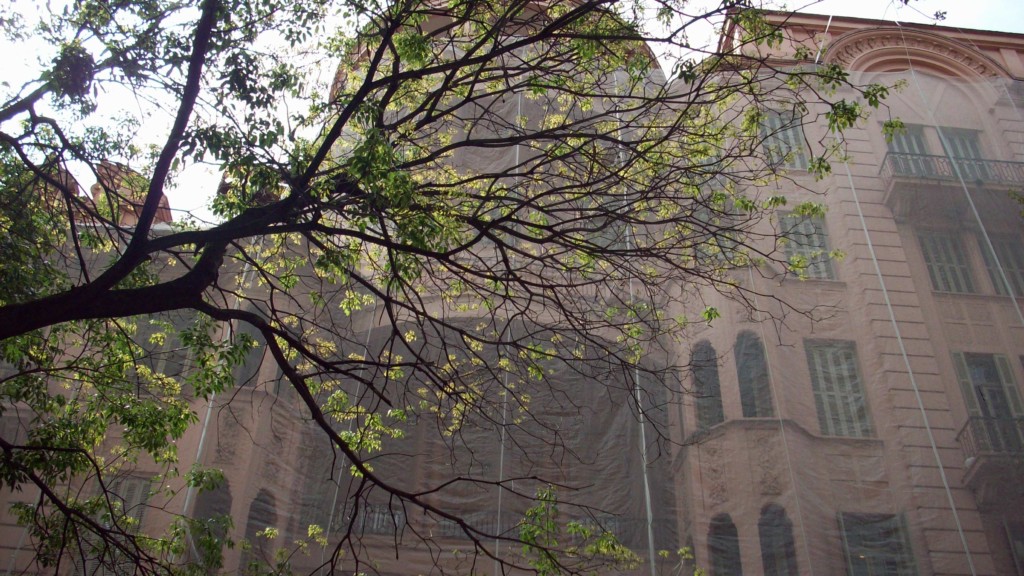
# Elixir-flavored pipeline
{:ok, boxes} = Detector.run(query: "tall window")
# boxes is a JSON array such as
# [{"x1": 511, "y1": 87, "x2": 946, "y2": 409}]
[
  {"x1": 761, "y1": 110, "x2": 808, "y2": 170},
  {"x1": 735, "y1": 331, "x2": 773, "y2": 418},
  {"x1": 782, "y1": 214, "x2": 835, "y2": 280},
  {"x1": 981, "y1": 235, "x2": 1024, "y2": 297},
  {"x1": 193, "y1": 479, "x2": 233, "y2": 543},
  {"x1": 242, "y1": 490, "x2": 277, "y2": 568},
  {"x1": 918, "y1": 233, "x2": 975, "y2": 293},
  {"x1": 694, "y1": 203, "x2": 741, "y2": 267},
  {"x1": 709, "y1": 513, "x2": 743, "y2": 576},
  {"x1": 359, "y1": 503, "x2": 407, "y2": 535},
  {"x1": 805, "y1": 340, "x2": 872, "y2": 438},
  {"x1": 940, "y1": 128, "x2": 988, "y2": 181},
  {"x1": 73, "y1": 476, "x2": 151, "y2": 576},
  {"x1": 886, "y1": 124, "x2": 931, "y2": 176},
  {"x1": 839, "y1": 513, "x2": 917, "y2": 576},
  {"x1": 133, "y1": 311, "x2": 196, "y2": 379},
  {"x1": 952, "y1": 352, "x2": 1024, "y2": 452},
  {"x1": 693, "y1": 341, "x2": 724, "y2": 430},
  {"x1": 232, "y1": 314, "x2": 268, "y2": 388},
  {"x1": 759, "y1": 504, "x2": 797, "y2": 576},
  {"x1": 1007, "y1": 520, "x2": 1024, "y2": 576},
  {"x1": 107, "y1": 476, "x2": 150, "y2": 528}
]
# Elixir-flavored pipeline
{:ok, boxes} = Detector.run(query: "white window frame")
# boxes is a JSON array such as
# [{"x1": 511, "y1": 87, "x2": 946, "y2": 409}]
[
  {"x1": 981, "y1": 234, "x2": 1024, "y2": 297},
  {"x1": 761, "y1": 110, "x2": 808, "y2": 170},
  {"x1": 917, "y1": 232, "x2": 975, "y2": 294},
  {"x1": 805, "y1": 340, "x2": 872, "y2": 438},
  {"x1": 782, "y1": 214, "x2": 835, "y2": 280}
]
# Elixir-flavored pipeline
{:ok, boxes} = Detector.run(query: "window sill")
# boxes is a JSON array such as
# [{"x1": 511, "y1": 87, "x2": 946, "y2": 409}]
[
  {"x1": 781, "y1": 276, "x2": 847, "y2": 289},
  {"x1": 684, "y1": 418, "x2": 884, "y2": 448}
]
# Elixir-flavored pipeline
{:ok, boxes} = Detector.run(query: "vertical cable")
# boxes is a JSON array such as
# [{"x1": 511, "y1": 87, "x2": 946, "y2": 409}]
[
  {"x1": 181, "y1": 237, "x2": 264, "y2": 562},
  {"x1": 842, "y1": 144, "x2": 977, "y2": 574},
  {"x1": 895, "y1": 32, "x2": 1024, "y2": 571},
  {"x1": 894, "y1": 26, "x2": 1024, "y2": 327},
  {"x1": 319, "y1": 297, "x2": 378, "y2": 575},
  {"x1": 493, "y1": 89, "x2": 523, "y2": 575},
  {"x1": 612, "y1": 68, "x2": 659, "y2": 576},
  {"x1": 2, "y1": 520, "x2": 27, "y2": 576},
  {"x1": 813, "y1": 15, "x2": 833, "y2": 65},
  {"x1": 746, "y1": 268, "x2": 818, "y2": 576}
]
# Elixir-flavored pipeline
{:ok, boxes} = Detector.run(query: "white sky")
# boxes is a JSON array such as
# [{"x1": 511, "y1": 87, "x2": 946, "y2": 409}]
[
  {"x1": 802, "y1": 0, "x2": 1024, "y2": 34},
  {"x1": 3, "y1": 0, "x2": 1023, "y2": 224}
]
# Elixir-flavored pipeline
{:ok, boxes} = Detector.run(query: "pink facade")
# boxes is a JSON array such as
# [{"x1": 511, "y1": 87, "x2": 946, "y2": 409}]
[
  {"x1": 683, "y1": 12, "x2": 1024, "y2": 576},
  {"x1": 2, "y1": 11, "x2": 1024, "y2": 576}
]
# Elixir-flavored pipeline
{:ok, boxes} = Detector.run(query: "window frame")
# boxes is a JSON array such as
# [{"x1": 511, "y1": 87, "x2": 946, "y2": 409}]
[
  {"x1": 709, "y1": 513, "x2": 743, "y2": 576},
  {"x1": 759, "y1": 504, "x2": 798, "y2": 576},
  {"x1": 781, "y1": 213, "x2": 836, "y2": 281},
  {"x1": 917, "y1": 232, "x2": 976, "y2": 294},
  {"x1": 980, "y1": 234, "x2": 1024, "y2": 297},
  {"x1": 939, "y1": 127, "x2": 990, "y2": 181},
  {"x1": 885, "y1": 124, "x2": 932, "y2": 176},
  {"x1": 805, "y1": 340, "x2": 873, "y2": 438},
  {"x1": 735, "y1": 331, "x2": 774, "y2": 418},
  {"x1": 761, "y1": 110, "x2": 809, "y2": 170},
  {"x1": 73, "y1": 476, "x2": 152, "y2": 576},
  {"x1": 692, "y1": 340, "x2": 725, "y2": 431},
  {"x1": 838, "y1": 513, "x2": 918, "y2": 576},
  {"x1": 951, "y1": 352, "x2": 1024, "y2": 452}
]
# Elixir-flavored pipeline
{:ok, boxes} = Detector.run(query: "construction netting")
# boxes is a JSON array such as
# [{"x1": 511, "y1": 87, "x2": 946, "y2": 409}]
[
  {"x1": 3, "y1": 19, "x2": 1024, "y2": 576},
  {"x1": 175, "y1": 66, "x2": 1024, "y2": 576}
]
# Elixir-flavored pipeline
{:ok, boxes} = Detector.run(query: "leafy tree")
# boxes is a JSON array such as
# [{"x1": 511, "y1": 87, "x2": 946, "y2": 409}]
[{"x1": 0, "y1": 0, "x2": 896, "y2": 574}]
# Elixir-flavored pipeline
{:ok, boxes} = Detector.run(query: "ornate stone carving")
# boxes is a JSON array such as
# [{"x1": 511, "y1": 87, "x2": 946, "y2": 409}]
[
  {"x1": 214, "y1": 410, "x2": 239, "y2": 464},
  {"x1": 753, "y1": 431, "x2": 783, "y2": 496},
  {"x1": 825, "y1": 29, "x2": 1007, "y2": 78},
  {"x1": 702, "y1": 443, "x2": 728, "y2": 505}
]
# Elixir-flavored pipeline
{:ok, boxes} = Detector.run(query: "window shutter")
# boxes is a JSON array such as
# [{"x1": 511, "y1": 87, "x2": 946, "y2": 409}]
[
  {"x1": 995, "y1": 355, "x2": 1024, "y2": 416},
  {"x1": 838, "y1": 513, "x2": 857, "y2": 576},
  {"x1": 952, "y1": 352, "x2": 981, "y2": 416}
]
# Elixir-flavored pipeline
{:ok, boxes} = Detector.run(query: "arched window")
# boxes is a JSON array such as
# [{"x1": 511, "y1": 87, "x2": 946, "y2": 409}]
[
  {"x1": 191, "y1": 480, "x2": 233, "y2": 565},
  {"x1": 709, "y1": 513, "x2": 743, "y2": 576},
  {"x1": 693, "y1": 341, "x2": 724, "y2": 430},
  {"x1": 232, "y1": 313, "x2": 268, "y2": 388},
  {"x1": 759, "y1": 504, "x2": 797, "y2": 576},
  {"x1": 735, "y1": 331, "x2": 773, "y2": 418},
  {"x1": 243, "y1": 490, "x2": 278, "y2": 568}
]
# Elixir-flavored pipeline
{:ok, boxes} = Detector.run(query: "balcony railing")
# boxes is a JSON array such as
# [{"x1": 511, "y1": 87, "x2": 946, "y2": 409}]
[
  {"x1": 957, "y1": 416, "x2": 1024, "y2": 461},
  {"x1": 880, "y1": 152, "x2": 1024, "y2": 186}
]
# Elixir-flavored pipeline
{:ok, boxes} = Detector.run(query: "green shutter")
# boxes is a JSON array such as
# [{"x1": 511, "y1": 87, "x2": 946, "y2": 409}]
[
  {"x1": 952, "y1": 353, "x2": 981, "y2": 416},
  {"x1": 995, "y1": 355, "x2": 1024, "y2": 416}
]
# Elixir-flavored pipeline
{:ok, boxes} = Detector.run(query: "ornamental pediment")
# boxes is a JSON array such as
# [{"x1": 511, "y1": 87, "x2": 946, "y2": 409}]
[{"x1": 824, "y1": 28, "x2": 1009, "y2": 78}]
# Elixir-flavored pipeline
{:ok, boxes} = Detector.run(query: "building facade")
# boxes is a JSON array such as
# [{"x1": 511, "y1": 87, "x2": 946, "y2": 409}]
[
  {"x1": 2, "y1": 10, "x2": 1024, "y2": 576},
  {"x1": 677, "y1": 12, "x2": 1024, "y2": 576}
]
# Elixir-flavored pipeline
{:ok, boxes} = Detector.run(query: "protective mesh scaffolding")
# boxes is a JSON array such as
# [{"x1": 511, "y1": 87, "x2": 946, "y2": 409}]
[
  {"x1": 2, "y1": 14, "x2": 1024, "y2": 576},
  {"x1": 177, "y1": 65, "x2": 1024, "y2": 576}
]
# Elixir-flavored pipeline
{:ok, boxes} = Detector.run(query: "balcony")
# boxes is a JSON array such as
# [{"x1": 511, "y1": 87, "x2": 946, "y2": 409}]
[
  {"x1": 881, "y1": 153, "x2": 1024, "y2": 186},
  {"x1": 879, "y1": 153, "x2": 1024, "y2": 222},
  {"x1": 957, "y1": 416, "x2": 1024, "y2": 508}
]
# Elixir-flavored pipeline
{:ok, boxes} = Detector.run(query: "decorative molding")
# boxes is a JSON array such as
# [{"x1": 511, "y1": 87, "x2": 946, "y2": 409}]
[
  {"x1": 702, "y1": 443, "x2": 728, "y2": 505},
  {"x1": 753, "y1": 431, "x2": 783, "y2": 496},
  {"x1": 825, "y1": 29, "x2": 1010, "y2": 78},
  {"x1": 215, "y1": 411, "x2": 239, "y2": 464}
]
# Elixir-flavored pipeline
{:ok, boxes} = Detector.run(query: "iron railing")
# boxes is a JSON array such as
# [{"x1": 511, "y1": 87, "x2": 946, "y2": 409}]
[
  {"x1": 957, "y1": 416, "x2": 1024, "y2": 461},
  {"x1": 880, "y1": 152, "x2": 1024, "y2": 185}
]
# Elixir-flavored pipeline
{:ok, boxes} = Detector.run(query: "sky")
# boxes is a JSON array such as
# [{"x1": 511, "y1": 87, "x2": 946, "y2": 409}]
[
  {"x1": 802, "y1": 0, "x2": 1024, "y2": 34},
  {"x1": 3, "y1": 0, "x2": 1023, "y2": 223}
]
